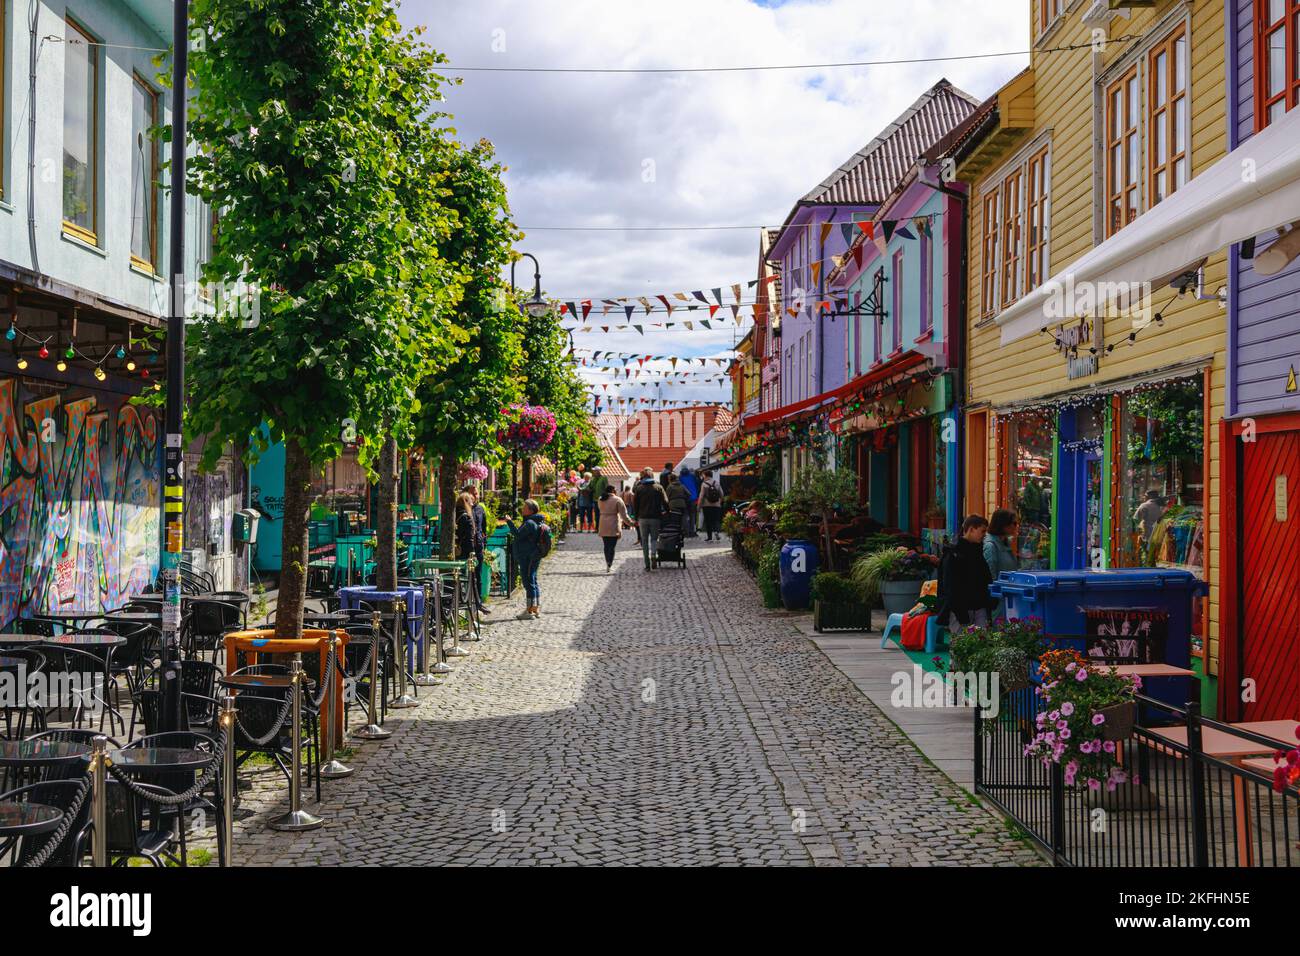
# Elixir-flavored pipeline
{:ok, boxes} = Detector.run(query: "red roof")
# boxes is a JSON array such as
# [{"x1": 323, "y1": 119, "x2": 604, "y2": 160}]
[{"x1": 592, "y1": 408, "x2": 726, "y2": 478}]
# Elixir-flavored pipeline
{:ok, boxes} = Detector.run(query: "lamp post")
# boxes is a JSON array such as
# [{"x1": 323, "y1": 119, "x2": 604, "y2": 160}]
[
  {"x1": 160, "y1": 0, "x2": 190, "y2": 732},
  {"x1": 508, "y1": 253, "x2": 549, "y2": 507}
]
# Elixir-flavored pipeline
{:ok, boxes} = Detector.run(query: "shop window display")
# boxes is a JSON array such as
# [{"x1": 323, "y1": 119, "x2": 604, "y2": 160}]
[
  {"x1": 1116, "y1": 377, "x2": 1205, "y2": 643},
  {"x1": 1005, "y1": 410, "x2": 1053, "y2": 569}
]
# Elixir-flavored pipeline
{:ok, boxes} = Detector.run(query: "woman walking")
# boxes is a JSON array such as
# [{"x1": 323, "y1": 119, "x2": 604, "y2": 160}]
[
  {"x1": 983, "y1": 509, "x2": 1020, "y2": 619},
  {"x1": 596, "y1": 485, "x2": 634, "y2": 572},
  {"x1": 454, "y1": 491, "x2": 477, "y2": 560},
  {"x1": 577, "y1": 472, "x2": 594, "y2": 532},
  {"x1": 697, "y1": 469, "x2": 724, "y2": 541}
]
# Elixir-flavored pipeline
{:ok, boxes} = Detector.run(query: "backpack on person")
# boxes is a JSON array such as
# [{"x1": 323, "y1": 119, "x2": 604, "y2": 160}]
[
  {"x1": 703, "y1": 481, "x2": 722, "y2": 505},
  {"x1": 536, "y1": 521, "x2": 553, "y2": 558}
]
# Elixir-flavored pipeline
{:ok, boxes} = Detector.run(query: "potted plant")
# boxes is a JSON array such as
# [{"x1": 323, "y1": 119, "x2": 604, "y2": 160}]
[
  {"x1": 850, "y1": 546, "x2": 935, "y2": 616},
  {"x1": 948, "y1": 618, "x2": 1046, "y2": 693},
  {"x1": 924, "y1": 503, "x2": 947, "y2": 530},
  {"x1": 811, "y1": 572, "x2": 873, "y2": 632},
  {"x1": 757, "y1": 542, "x2": 783, "y2": 609},
  {"x1": 1023, "y1": 648, "x2": 1141, "y2": 792}
]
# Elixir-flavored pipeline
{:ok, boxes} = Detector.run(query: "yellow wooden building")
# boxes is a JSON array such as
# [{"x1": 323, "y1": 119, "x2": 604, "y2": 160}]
[{"x1": 951, "y1": 0, "x2": 1227, "y2": 709}]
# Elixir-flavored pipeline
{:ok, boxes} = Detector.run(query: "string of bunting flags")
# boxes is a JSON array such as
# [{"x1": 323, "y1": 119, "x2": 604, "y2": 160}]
[{"x1": 554, "y1": 211, "x2": 942, "y2": 330}]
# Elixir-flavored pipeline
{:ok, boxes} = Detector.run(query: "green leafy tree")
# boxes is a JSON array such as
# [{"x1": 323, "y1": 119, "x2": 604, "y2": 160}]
[
  {"x1": 186, "y1": 0, "x2": 459, "y2": 636},
  {"x1": 518, "y1": 309, "x2": 598, "y2": 490},
  {"x1": 411, "y1": 140, "x2": 524, "y2": 559}
]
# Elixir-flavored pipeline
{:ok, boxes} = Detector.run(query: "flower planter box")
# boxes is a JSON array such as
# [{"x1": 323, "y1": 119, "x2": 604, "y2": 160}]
[
  {"x1": 1098, "y1": 701, "x2": 1138, "y2": 742},
  {"x1": 813, "y1": 599, "x2": 873, "y2": 633},
  {"x1": 880, "y1": 579, "x2": 924, "y2": 617}
]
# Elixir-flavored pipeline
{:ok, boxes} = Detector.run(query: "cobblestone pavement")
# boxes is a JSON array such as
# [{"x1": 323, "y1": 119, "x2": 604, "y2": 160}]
[{"x1": 231, "y1": 530, "x2": 1043, "y2": 866}]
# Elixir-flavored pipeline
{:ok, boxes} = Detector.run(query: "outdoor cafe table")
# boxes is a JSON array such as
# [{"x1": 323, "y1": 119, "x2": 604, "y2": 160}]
[
  {"x1": 0, "y1": 801, "x2": 62, "y2": 842},
  {"x1": 338, "y1": 587, "x2": 425, "y2": 669},
  {"x1": 107, "y1": 747, "x2": 214, "y2": 774},
  {"x1": 0, "y1": 635, "x2": 42, "y2": 646},
  {"x1": 1148, "y1": 719, "x2": 1300, "y2": 866},
  {"x1": 104, "y1": 611, "x2": 162, "y2": 626},
  {"x1": 37, "y1": 634, "x2": 126, "y2": 649},
  {"x1": 33, "y1": 612, "x2": 106, "y2": 633},
  {"x1": 1112, "y1": 663, "x2": 1197, "y2": 678},
  {"x1": 223, "y1": 630, "x2": 348, "y2": 741},
  {"x1": 218, "y1": 674, "x2": 297, "y2": 692},
  {"x1": 302, "y1": 612, "x2": 353, "y2": 629},
  {"x1": 0, "y1": 741, "x2": 90, "y2": 785}
]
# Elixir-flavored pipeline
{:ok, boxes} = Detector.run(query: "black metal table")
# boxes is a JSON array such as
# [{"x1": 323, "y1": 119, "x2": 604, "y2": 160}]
[{"x1": 0, "y1": 801, "x2": 62, "y2": 839}]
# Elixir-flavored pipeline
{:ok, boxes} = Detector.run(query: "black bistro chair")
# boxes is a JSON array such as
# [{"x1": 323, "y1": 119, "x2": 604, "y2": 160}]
[{"x1": 0, "y1": 780, "x2": 94, "y2": 867}]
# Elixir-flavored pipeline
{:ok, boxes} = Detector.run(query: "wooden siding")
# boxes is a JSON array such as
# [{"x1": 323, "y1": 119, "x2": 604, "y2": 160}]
[{"x1": 963, "y1": 0, "x2": 1228, "y2": 673}]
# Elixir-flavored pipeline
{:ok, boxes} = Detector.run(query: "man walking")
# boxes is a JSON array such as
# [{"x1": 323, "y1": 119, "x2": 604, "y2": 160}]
[
  {"x1": 697, "y1": 469, "x2": 724, "y2": 541},
  {"x1": 678, "y1": 466, "x2": 700, "y2": 537},
  {"x1": 660, "y1": 461, "x2": 674, "y2": 490},
  {"x1": 632, "y1": 467, "x2": 667, "y2": 570},
  {"x1": 589, "y1": 466, "x2": 609, "y2": 503}
]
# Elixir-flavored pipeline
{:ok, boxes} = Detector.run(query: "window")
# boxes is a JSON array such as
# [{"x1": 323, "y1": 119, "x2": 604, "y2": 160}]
[
  {"x1": 1000, "y1": 167, "x2": 1023, "y2": 307},
  {"x1": 1039, "y1": 0, "x2": 1063, "y2": 35},
  {"x1": 1025, "y1": 147, "x2": 1051, "y2": 289},
  {"x1": 980, "y1": 187, "x2": 1000, "y2": 317},
  {"x1": 1004, "y1": 409, "x2": 1054, "y2": 570},
  {"x1": 1256, "y1": 0, "x2": 1300, "y2": 129},
  {"x1": 890, "y1": 251, "x2": 903, "y2": 354},
  {"x1": 1148, "y1": 26, "x2": 1188, "y2": 206},
  {"x1": 131, "y1": 75, "x2": 159, "y2": 270},
  {"x1": 918, "y1": 230, "x2": 933, "y2": 336},
  {"x1": 1105, "y1": 66, "x2": 1140, "y2": 237},
  {"x1": 63, "y1": 17, "x2": 99, "y2": 241},
  {"x1": 872, "y1": 268, "x2": 883, "y2": 363}
]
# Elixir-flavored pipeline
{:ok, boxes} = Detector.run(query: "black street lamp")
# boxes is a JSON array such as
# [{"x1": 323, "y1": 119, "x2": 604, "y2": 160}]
[{"x1": 510, "y1": 252, "x2": 551, "y2": 319}]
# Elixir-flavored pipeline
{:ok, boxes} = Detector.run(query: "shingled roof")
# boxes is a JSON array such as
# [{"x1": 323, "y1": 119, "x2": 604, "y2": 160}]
[{"x1": 798, "y1": 78, "x2": 980, "y2": 207}]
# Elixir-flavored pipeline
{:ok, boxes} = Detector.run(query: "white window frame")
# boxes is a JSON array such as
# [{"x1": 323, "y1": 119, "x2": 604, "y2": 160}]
[{"x1": 976, "y1": 131, "x2": 1053, "y2": 321}]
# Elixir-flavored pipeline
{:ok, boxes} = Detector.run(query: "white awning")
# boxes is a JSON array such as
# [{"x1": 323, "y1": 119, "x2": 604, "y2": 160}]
[{"x1": 998, "y1": 104, "x2": 1300, "y2": 344}]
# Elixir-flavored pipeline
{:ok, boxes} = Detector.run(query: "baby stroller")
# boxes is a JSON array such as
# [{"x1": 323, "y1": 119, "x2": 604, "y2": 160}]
[{"x1": 653, "y1": 510, "x2": 687, "y2": 568}]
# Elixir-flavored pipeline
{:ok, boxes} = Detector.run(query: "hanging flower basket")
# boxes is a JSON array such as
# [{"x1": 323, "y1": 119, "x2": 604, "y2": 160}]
[
  {"x1": 457, "y1": 461, "x2": 489, "y2": 484},
  {"x1": 497, "y1": 404, "x2": 557, "y2": 454},
  {"x1": 1097, "y1": 701, "x2": 1138, "y2": 742}
]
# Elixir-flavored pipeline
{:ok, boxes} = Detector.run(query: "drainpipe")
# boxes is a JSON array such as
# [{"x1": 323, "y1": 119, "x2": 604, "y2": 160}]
[{"x1": 27, "y1": 1, "x2": 41, "y2": 274}]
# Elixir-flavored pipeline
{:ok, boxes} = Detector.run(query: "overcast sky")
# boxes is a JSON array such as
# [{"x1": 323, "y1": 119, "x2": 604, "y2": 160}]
[{"x1": 397, "y1": 0, "x2": 1030, "y2": 408}]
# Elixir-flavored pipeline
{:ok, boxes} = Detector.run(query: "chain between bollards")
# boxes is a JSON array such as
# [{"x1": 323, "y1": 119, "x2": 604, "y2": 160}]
[
  {"x1": 269, "y1": 656, "x2": 323, "y2": 831},
  {"x1": 414, "y1": 579, "x2": 445, "y2": 685}
]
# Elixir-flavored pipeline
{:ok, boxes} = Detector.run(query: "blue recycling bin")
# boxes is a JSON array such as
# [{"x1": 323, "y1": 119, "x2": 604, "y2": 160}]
[
  {"x1": 778, "y1": 539, "x2": 819, "y2": 611},
  {"x1": 989, "y1": 568, "x2": 1207, "y2": 708}
]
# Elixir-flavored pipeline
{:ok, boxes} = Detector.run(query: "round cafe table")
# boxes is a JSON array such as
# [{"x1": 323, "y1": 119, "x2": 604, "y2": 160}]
[
  {"x1": 104, "y1": 611, "x2": 162, "y2": 624},
  {"x1": 37, "y1": 633, "x2": 126, "y2": 649},
  {"x1": 107, "y1": 747, "x2": 213, "y2": 773},
  {"x1": 338, "y1": 587, "x2": 425, "y2": 668},
  {"x1": 0, "y1": 740, "x2": 90, "y2": 770},
  {"x1": 0, "y1": 801, "x2": 62, "y2": 840}
]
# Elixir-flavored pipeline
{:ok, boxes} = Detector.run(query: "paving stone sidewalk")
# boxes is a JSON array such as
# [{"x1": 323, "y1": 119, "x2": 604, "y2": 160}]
[{"x1": 231, "y1": 530, "x2": 1042, "y2": 866}]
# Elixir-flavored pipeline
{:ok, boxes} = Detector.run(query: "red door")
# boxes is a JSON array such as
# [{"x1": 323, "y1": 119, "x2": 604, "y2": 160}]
[{"x1": 1241, "y1": 431, "x2": 1300, "y2": 721}]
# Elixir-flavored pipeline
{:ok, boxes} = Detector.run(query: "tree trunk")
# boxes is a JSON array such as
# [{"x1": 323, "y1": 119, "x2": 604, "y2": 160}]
[
  {"x1": 439, "y1": 451, "x2": 458, "y2": 559},
  {"x1": 376, "y1": 433, "x2": 399, "y2": 591},
  {"x1": 276, "y1": 436, "x2": 313, "y2": 639}
]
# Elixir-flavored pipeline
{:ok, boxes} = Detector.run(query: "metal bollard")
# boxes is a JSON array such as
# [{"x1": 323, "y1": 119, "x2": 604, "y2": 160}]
[
  {"x1": 320, "y1": 633, "x2": 355, "y2": 779},
  {"x1": 430, "y1": 572, "x2": 452, "y2": 674},
  {"x1": 90, "y1": 735, "x2": 109, "y2": 867},
  {"x1": 269, "y1": 656, "x2": 323, "y2": 831},
  {"x1": 354, "y1": 612, "x2": 392, "y2": 739},
  {"x1": 463, "y1": 556, "x2": 481, "y2": 642},
  {"x1": 390, "y1": 597, "x2": 417, "y2": 708},
  {"x1": 220, "y1": 694, "x2": 236, "y2": 866},
  {"x1": 414, "y1": 581, "x2": 444, "y2": 685},
  {"x1": 446, "y1": 567, "x2": 469, "y2": 658}
]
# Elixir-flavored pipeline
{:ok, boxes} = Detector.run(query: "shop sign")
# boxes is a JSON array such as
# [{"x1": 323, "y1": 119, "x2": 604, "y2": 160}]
[{"x1": 1053, "y1": 316, "x2": 1099, "y2": 380}]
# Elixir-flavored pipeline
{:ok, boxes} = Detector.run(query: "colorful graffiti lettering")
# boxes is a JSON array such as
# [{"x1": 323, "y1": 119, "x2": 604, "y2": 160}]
[{"x1": 0, "y1": 377, "x2": 160, "y2": 627}]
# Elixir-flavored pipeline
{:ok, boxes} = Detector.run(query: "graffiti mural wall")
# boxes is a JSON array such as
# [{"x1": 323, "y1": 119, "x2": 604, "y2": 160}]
[{"x1": 0, "y1": 376, "x2": 160, "y2": 628}]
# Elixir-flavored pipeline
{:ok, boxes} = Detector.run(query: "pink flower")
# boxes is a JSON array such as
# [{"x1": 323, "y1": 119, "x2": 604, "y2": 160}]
[
  {"x1": 1091, "y1": 712, "x2": 1105, "y2": 726},
  {"x1": 1060, "y1": 701, "x2": 1074, "y2": 716},
  {"x1": 1075, "y1": 668, "x2": 1088, "y2": 681}
]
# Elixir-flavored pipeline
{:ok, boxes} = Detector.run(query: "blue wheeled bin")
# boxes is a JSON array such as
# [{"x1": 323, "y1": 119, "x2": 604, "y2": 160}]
[{"x1": 989, "y1": 568, "x2": 1207, "y2": 709}]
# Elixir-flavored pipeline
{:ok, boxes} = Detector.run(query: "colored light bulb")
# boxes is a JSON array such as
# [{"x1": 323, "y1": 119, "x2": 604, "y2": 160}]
[
  {"x1": 65, "y1": 345, "x2": 75, "y2": 359},
  {"x1": 56, "y1": 360, "x2": 67, "y2": 372},
  {"x1": 16, "y1": 357, "x2": 27, "y2": 370},
  {"x1": 94, "y1": 367, "x2": 106, "y2": 381},
  {"x1": 38, "y1": 345, "x2": 49, "y2": 359},
  {"x1": 4, "y1": 327, "x2": 14, "y2": 341},
  {"x1": 116, "y1": 346, "x2": 126, "y2": 359},
  {"x1": 126, "y1": 360, "x2": 136, "y2": 371}
]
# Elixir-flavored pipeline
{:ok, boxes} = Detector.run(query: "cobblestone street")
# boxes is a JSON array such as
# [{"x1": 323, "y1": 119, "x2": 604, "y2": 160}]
[{"x1": 234, "y1": 531, "x2": 1042, "y2": 866}]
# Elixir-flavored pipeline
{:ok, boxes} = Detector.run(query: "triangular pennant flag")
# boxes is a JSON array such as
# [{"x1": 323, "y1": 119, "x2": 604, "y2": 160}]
[
  {"x1": 601, "y1": 303, "x2": 611, "y2": 315},
  {"x1": 913, "y1": 216, "x2": 932, "y2": 238},
  {"x1": 818, "y1": 300, "x2": 831, "y2": 313},
  {"x1": 624, "y1": 305, "x2": 635, "y2": 320},
  {"x1": 691, "y1": 291, "x2": 708, "y2": 303},
  {"x1": 852, "y1": 245, "x2": 864, "y2": 269},
  {"x1": 732, "y1": 284, "x2": 742, "y2": 303},
  {"x1": 684, "y1": 321, "x2": 694, "y2": 330},
  {"x1": 873, "y1": 234, "x2": 889, "y2": 258},
  {"x1": 857, "y1": 221, "x2": 874, "y2": 239},
  {"x1": 674, "y1": 292, "x2": 690, "y2": 302},
  {"x1": 841, "y1": 222, "x2": 855, "y2": 246},
  {"x1": 748, "y1": 279, "x2": 758, "y2": 288},
  {"x1": 732, "y1": 305, "x2": 741, "y2": 324},
  {"x1": 881, "y1": 221, "x2": 896, "y2": 242},
  {"x1": 896, "y1": 225, "x2": 916, "y2": 241},
  {"x1": 601, "y1": 326, "x2": 609, "y2": 333},
  {"x1": 566, "y1": 301, "x2": 579, "y2": 317},
  {"x1": 708, "y1": 305, "x2": 719, "y2": 318},
  {"x1": 638, "y1": 296, "x2": 652, "y2": 314},
  {"x1": 581, "y1": 300, "x2": 593, "y2": 319},
  {"x1": 811, "y1": 261, "x2": 822, "y2": 285},
  {"x1": 701, "y1": 320, "x2": 712, "y2": 329},
  {"x1": 634, "y1": 325, "x2": 643, "y2": 335},
  {"x1": 711, "y1": 288, "x2": 723, "y2": 305},
  {"x1": 657, "y1": 294, "x2": 673, "y2": 316},
  {"x1": 559, "y1": 303, "x2": 569, "y2": 315},
  {"x1": 671, "y1": 358, "x2": 678, "y2": 368},
  {"x1": 820, "y1": 221, "x2": 833, "y2": 245}
]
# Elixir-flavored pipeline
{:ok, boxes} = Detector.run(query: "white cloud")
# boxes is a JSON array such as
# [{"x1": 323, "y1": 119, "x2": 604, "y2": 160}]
[{"x1": 399, "y1": 0, "x2": 1030, "y2": 406}]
